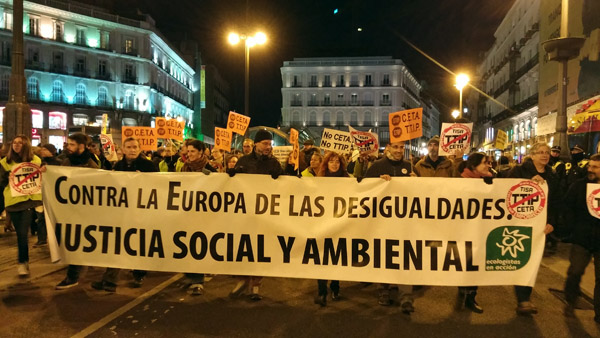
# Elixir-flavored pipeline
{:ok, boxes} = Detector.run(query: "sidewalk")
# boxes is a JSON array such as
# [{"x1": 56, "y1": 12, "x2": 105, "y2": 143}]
[
  {"x1": 0, "y1": 230, "x2": 66, "y2": 291},
  {"x1": 542, "y1": 241, "x2": 596, "y2": 300}
]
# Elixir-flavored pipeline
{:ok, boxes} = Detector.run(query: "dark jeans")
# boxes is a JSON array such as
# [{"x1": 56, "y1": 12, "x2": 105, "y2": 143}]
[
  {"x1": 515, "y1": 286, "x2": 533, "y2": 303},
  {"x1": 317, "y1": 280, "x2": 339, "y2": 296},
  {"x1": 66, "y1": 265, "x2": 83, "y2": 282},
  {"x1": 35, "y1": 210, "x2": 47, "y2": 242},
  {"x1": 185, "y1": 273, "x2": 205, "y2": 285},
  {"x1": 102, "y1": 268, "x2": 147, "y2": 284},
  {"x1": 564, "y1": 244, "x2": 600, "y2": 316},
  {"x1": 459, "y1": 286, "x2": 478, "y2": 295},
  {"x1": 9, "y1": 209, "x2": 34, "y2": 263}
]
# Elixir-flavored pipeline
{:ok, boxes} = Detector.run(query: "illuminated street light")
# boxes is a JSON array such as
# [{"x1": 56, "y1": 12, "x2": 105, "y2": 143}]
[
  {"x1": 451, "y1": 109, "x2": 460, "y2": 120},
  {"x1": 228, "y1": 31, "x2": 267, "y2": 117},
  {"x1": 454, "y1": 73, "x2": 469, "y2": 119}
]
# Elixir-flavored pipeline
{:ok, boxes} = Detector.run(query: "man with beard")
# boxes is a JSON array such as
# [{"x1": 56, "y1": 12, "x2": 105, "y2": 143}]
[
  {"x1": 229, "y1": 129, "x2": 283, "y2": 301},
  {"x1": 55, "y1": 133, "x2": 99, "y2": 290},
  {"x1": 364, "y1": 141, "x2": 416, "y2": 314},
  {"x1": 413, "y1": 136, "x2": 458, "y2": 178},
  {"x1": 89, "y1": 137, "x2": 157, "y2": 292},
  {"x1": 563, "y1": 154, "x2": 600, "y2": 323}
]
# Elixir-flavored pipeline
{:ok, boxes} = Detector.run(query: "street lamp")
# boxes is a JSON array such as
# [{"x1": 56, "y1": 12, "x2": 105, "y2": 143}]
[
  {"x1": 228, "y1": 32, "x2": 267, "y2": 117},
  {"x1": 451, "y1": 109, "x2": 460, "y2": 121},
  {"x1": 454, "y1": 73, "x2": 469, "y2": 119}
]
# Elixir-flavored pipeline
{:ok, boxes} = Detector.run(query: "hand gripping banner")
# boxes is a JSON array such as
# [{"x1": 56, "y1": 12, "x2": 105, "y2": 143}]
[{"x1": 43, "y1": 167, "x2": 547, "y2": 287}]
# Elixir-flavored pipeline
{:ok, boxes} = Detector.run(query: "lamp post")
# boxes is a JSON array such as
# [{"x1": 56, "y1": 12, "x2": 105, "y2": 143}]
[
  {"x1": 228, "y1": 32, "x2": 267, "y2": 117},
  {"x1": 454, "y1": 74, "x2": 469, "y2": 119}
]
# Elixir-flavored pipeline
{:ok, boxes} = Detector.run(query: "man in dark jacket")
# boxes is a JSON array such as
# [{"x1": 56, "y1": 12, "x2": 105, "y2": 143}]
[
  {"x1": 364, "y1": 141, "x2": 415, "y2": 314},
  {"x1": 89, "y1": 137, "x2": 157, "y2": 292},
  {"x1": 55, "y1": 133, "x2": 99, "y2": 290},
  {"x1": 229, "y1": 129, "x2": 283, "y2": 300},
  {"x1": 563, "y1": 154, "x2": 600, "y2": 323}
]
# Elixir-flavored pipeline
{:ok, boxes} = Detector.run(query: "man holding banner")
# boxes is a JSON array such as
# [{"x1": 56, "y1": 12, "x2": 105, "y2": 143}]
[
  {"x1": 364, "y1": 141, "x2": 415, "y2": 313},
  {"x1": 229, "y1": 129, "x2": 283, "y2": 300},
  {"x1": 414, "y1": 136, "x2": 459, "y2": 178}
]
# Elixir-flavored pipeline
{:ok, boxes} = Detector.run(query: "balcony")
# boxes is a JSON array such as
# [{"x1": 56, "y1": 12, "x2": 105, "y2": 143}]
[
  {"x1": 73, "y1": 68, "x2": 91, "y2": 78},
  {"x1": 307, "y1": 100, "x2": 319, "y2": 106},
  {"x1": 26, "y1": 60, "x2": 45, "y2": 71},
  {"x1": 380, "y1": 101, "x2": 392, "y2": 106},
  {"x1": 291, "y1": 82, "x2": 302, "y2": 88},
  {"x1": 50, "y1": 64, "x2": 68, "y2": 74},
  {"x1": 349, "y1": 100, "x2": 360, "y2": 106},
  {"x1": 381, "y1": 81, "x2": 391, "y2": 86},
  {"x1": 122, "y1": 74, "x2": 138, "y2": 84},
  {"x1": 350, "y1": 81, "x2": 359, "y2": 87},
  {"x1": 334, "y1": 100, "x2": 346, "y2": 106},
  {"x1": 491, "y1": 93, "x2": 539, "y2": 124},
  {"x1": 322, "y1": 100, "x2": 332, "y2": 106},
  {"x1": 95, "y1": 72, "x2": 112, "y2": 81},
  {"x1": 290, "y1": 100, "x2": 302, "y2": 106},
  {"x1": 122, "y1": 47, "x2": 139, "y2": 56},
  {"x1": 308, "y1": 81, "x2": 318, "y2": 87},
  {"x1": 364, "y1": 82, "x2": 373, "y2": 87},
  {"x1": 362, "y1": 100, "x2": 374, "y2": 106},
  {"x1": 322, "y1": 81, "x2": 332, "y2": 87}
]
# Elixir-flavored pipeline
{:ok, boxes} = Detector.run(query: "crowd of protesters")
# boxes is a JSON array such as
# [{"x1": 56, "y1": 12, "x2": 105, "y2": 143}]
[{"x1": 0, "y1": 130, "x2": 598, "y2": 323}]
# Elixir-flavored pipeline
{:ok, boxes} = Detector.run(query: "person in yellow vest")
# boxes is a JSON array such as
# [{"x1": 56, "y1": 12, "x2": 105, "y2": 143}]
[{"x1": 0, "y1": 135, "x2": 43, "y2": 277}]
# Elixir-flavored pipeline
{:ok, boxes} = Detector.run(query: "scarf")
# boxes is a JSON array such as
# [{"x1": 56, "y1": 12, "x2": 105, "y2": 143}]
[
  {"x1": 182, "y1": 157, "x2": 208, "y2": 172},
  {"x1": 461, "y1": 167, "x2": 492, "y2": 178}
]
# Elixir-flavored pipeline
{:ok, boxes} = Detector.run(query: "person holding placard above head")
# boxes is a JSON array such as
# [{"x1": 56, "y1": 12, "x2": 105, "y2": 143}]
[
  {"x1": 0, "y1": 135, "x2": 43, "y2": 277},
  {"x1": 313, "y1": 151, "x2": 349, "y2": 306}
]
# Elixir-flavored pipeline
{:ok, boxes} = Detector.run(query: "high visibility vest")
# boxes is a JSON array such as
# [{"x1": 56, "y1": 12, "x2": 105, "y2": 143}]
[
  {"x1": 0, "y1": 156, "x2": 43, "y2": 208},
  {"x1": 552, "y1": 160, "x2": 563, "y2": 171}
]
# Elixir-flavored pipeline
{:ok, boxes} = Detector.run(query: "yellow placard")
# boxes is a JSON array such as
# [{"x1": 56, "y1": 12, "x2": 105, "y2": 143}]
[
  {"x1": 495, "y1": 129, "x2": 508, "y2": 150},
  {"x1": 227, "y1": 111, "x2": 251, "y2": 136},
  {"x1": 388, "y1": 108, "x2": 423, "y2": 142},
  {"x1": 121, "y1": 127, "x2": 157, "y2": 151},
  {"x1": 290, "y1": 128, "x2": 299, "y2": 170},
  {"x1": 214, "y1": 127, "x2": 232, "y2": 152}
]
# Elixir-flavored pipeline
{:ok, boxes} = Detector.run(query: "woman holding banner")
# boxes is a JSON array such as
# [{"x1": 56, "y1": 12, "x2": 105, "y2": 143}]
[
  {"x1": 314, "y1": 152, "x2": 349, "y2": 306},
  {"x1": 456, "y1": 152, "x2": 492, "y2": 314},
  {"x1": 0, "y1": 135, "x2": 44, "y2": 277},
  {"x1": 301, "y1": 153, "x2": 323, "y2": 177}
]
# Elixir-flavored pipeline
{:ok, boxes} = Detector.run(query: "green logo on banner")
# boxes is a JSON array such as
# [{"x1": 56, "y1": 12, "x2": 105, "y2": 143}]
[{"x1": 485, "y1": 226, "x2": 532, "y2": 271}]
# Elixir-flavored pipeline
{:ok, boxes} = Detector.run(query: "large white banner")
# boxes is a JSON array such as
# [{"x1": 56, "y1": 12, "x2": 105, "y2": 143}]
[{"x1": 42, "y1": 167, "x2": 547, "y2": 286}]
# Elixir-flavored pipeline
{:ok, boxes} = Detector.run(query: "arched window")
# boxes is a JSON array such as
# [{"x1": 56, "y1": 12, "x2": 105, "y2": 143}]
[
  {"x1": 97, "y1": 87, "x2": 109, "y2": 107},
  {"x1": 51, "y1": 80, "x2": 63, "y2": 103},
  {"x1": 336, "y1": 111, "x2": 344, "y2": 125},
  {"x1": 27, "y1": 77, "x2": 39, "y2": 100},
  {"x1": 323, "y1": 111, "x2": 330, "y2": 126},
  {"x1": 364, "y1": 111, "x2": 372, "y2": 126},
  {"x1": 75, "y1": 83, "x2": 86, "y2": 105},
  {"x1": 124, "y1": 90, "x2": 134, "y2": 110},
  {"x1": 309, "y1": 111, "x2": 317, "y2": 125},
  {"x1": 350, "y1": 111, "x2": 358, "y2": 125}
]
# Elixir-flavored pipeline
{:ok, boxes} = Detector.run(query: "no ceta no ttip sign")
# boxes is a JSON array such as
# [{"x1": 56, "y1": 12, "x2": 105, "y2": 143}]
[
  {"x1": 506, "y1": 181, "x2": 546, "y2": 220},
  {"x1": 9, "y1": 162, "x2": 42, "y2": 197}
]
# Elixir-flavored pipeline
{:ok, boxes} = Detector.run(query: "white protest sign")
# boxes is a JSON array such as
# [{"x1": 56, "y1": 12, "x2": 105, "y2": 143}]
[
  {"x1": 272, "y1": 146, "x2": 293, "y2": 166},
  {"x1": 10, "y1": 162, "x2": 42, "y2": 197},
  {"x1": 100, "y1": 134, "x2": 118, "y2": 162},
  {"x1": 348, "y1": 126, "x2": 379, "y2": 154},
  {"x1": 440, "y1": 123, "x2": 473, "y2": 155},
  {"x1": 320, "y1": 128, "x2": 352, "y2": 154},
  {"x1": 43, "y1": 167, "x2": 547, "y2": 287},
  {"x1": 586, "y1": 183, "x2": 600, "y2": 220}
]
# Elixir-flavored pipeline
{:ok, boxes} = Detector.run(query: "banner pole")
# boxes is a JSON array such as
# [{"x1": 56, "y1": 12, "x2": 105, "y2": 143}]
[{"x1": 409, "y1": 139, "x2": 414, "y2": 172}]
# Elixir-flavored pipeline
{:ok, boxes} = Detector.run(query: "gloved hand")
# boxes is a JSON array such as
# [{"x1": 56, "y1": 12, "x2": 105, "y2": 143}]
[
  {"x1": 483, "y1": 176, "x2": 493, "y2": 185},
  {"x1": 271, "y1": 172, "x2": 280, "y2": 179},
  {"x1": 356, "y1": 176, "x2": 363, "y2": 183},
  {"x1": 227, "y1": 168, "x2": 237, "y2": 177}
]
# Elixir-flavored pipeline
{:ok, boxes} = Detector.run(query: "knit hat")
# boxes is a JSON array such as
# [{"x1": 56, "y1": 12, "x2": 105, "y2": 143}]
[
  {"x1": 254, "y1": 129, "x2": 273, "y2": 143},
  {"x1": 427, "y1": 135, "x2": 440, "y2": 145},
  {"x1": 303, "y1": 139, "x2": 314, "y2": 146},
  {"x1": 41, "y1": 143, "x2": 57, "y2": 155},
  {"x1": 550, "y1": 145, "x2": 561, "y2": 152}
]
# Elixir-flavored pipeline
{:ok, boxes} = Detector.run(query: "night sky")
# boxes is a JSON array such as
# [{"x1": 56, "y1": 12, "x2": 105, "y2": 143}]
[{"x1": 84, "y1": 0, "x2": 515, "y2": 127}]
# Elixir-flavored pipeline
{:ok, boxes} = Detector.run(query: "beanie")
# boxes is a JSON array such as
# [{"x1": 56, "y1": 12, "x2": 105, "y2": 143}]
[{"x1": 254, "y1": 129, "x2": 273, "y2": 143}]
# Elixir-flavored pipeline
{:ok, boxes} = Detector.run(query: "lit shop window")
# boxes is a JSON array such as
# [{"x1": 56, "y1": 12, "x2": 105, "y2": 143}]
[
  {"x1": 32, "y1": 109, "x2": 43, "y2": 129},
  {"x1": 48, "y1": 111, "x2": 67, "y2": 130},
  {"x1": 49, "y1": 135, "x2": 65, "y2": 151},
  {"x1": 73, "y1": 113, "x2": 88, "y2": 126}
]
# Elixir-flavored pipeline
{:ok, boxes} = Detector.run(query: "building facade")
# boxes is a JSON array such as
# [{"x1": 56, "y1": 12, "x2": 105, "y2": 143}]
[
  {"x1": 471, "y1": 0, "x2": 540, "y2": 158},
  {"x1": 0, "y1": 0, "x2": 196, "y2": 149},
  {"x1": 280, "y1": 56, "x2": 438, "y2": 148},
  {"x1": 201, "y1": 64, "x2": 231, "y2": 144}
]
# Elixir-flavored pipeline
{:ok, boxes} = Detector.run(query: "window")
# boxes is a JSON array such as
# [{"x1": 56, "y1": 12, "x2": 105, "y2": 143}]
[
  {"x1": 97, "y1": 87, "x2": 108, "y2": 107},
  {"x1": 350, "y1": 75, "x2": 358, "y2": 86},
  {"x1": 382, "y1": 93, "x2": 390, "y2": 105},
  {"x1": 98, "y1": 60, "x2": 107, "y2": 77},
  {"x1": 124, "y1": 64, "x2": 135, "y2": 82},
  {"x1": 292, "y1": 111, "x2": 300, "y2": 123},
  {"x1": 383, "y1": 74, "x2": 390, "y2": 85},
  {"x1": 309, "y1": 75, "x2": 317, "y2": 87},
  {"x1": 122, "y1": 118, "x2": 137, "y2": 126},
  {"x1": 48, "y1": 111, "x2": 67, "y2": 130},
  {"x1": 28, "y1": 48, "x2": 39, "y2": 64},
  {"x1": 292, "y1": 75, "x2": 300, "y2": 87},
  {"x1": 100, "y1": 31, "x2": 109, "y2": 49},
  {"x1": 124, "y1": 90, "x2": 134, "y2": 110},
  {"x1": 54, "y1": 22, "x2": 62, "y2": 41},
  {"x1": 27, "y1": 77, "x2": 39, "y2": 100},
  {"x1": 324, "y1": 94, "x2": 331, "y2": 105},
  {"x1": 364, "y1": 112, "x2": 372, "y2": 126},
  {"x1": 75, "y1": 83, "x2": 86, "y2": 105},
  {"x1": 73, "y1": 113, "x2": 88, "y2": 126},
  {"x1": 1, "y1": 74, "x2": 9, "y2": 95},
  {"x1": 323, "y1": 75, "x2": 331, "y2": 87},
  {"x1": 351, "y1": 93, "x2": 358, "y2": 104},
  {"x1": 337, "y1": 74, "x2": 345, "y2": 87},
  {"x1": 3, "y1": 12, "x2": 13, "y2": 31},
  {"x1": 124, "y1": 38, "x2": 134, "y2": 53},
  {"x1": 323, "y1": 112, "x2": 331, "y2": 126},
  {"x1": 365, "y1": 74, "x2": 372, "y2": 86},
  {"x1": 76, "y1": 28, "x2": 86, "y2": 45},
  {"x1": 52, "y1": 51, "x2": 63, "y2": 72},
  {"x1": 75, "y1": 56, "x2": 86, "y2": 74},
  {"x1": 51, "y1": 80, "x2": 63, "y2": 102},
  {"x1": 336, "y1": 112, "x2": 345, "y2": 125},
  {"x1": 350, "y1": 111, "x2": 358, "y2": 125},
  {"x1": 29, "y1": 18, "x2": 39, "y2": 36},
  {"x1": 309, "y1": 111, "x2": 317, "y2": 125}
]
